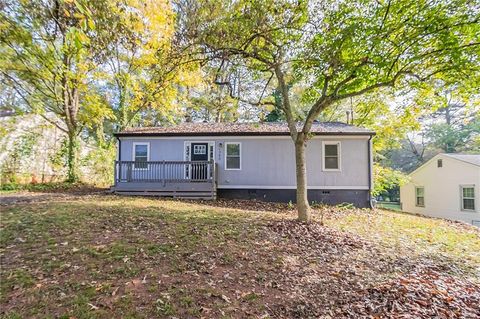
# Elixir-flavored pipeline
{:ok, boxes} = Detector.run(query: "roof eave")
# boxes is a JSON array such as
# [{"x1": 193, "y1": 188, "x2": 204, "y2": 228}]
[{"x1": 114, "y1": 131, "x2": 376, "y2": 137}]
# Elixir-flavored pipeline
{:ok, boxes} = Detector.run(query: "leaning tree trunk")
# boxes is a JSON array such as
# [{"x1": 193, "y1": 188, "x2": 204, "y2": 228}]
[{"x1": 294, "y1": 135, "x2": 311, "y2": 222}]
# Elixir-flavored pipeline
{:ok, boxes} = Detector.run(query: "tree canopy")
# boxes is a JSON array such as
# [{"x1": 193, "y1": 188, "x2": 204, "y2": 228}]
[
  {"x1": 181, "y1": 0, "x2": 479, "y2": 221},
  {"x1": 0, "y1": 0, "x2": 201, "y2": 181}
]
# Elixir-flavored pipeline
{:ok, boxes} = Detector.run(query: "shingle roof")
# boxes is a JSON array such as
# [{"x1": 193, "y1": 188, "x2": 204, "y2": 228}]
[
  {"x1": 444, "y1": 154, "x2": 480, "y2": 167},
  {"x1": 115, "y1": 122, "x2": 375, "y2": 137}
]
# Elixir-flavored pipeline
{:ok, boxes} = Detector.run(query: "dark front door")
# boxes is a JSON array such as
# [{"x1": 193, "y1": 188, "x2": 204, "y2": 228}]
[{"x1": 191, "y1": 143, "x2": 208, "y2": 180}]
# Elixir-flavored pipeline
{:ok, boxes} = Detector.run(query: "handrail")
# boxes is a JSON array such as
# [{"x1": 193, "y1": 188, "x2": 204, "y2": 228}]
[
  {"x1": 115, "y1": 160, "x2": 214, "y2": 183},
  {"x1": 115, "y1": 160, "x2": 212, "y2": 164}
]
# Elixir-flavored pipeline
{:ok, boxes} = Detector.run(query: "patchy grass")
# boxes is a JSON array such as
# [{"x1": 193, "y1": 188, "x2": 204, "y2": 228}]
[
  {"x1": 327, "y1": 209, "x2": 480, "y2": 267},
  {"x1": 0, "y1": 182, "x2": 104, "y2": 194},
  {"x1": 1, "y1": 195, "x2": 479, "y2": 318}
]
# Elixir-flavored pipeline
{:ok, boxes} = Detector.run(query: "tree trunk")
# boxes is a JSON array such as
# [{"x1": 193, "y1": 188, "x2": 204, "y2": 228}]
[
  {"x1": 66, "y1": 131, "x2": 79, "y2": 183},
  {"x1": 295, "y1": 135, "x2": 311, "y2": 222}
]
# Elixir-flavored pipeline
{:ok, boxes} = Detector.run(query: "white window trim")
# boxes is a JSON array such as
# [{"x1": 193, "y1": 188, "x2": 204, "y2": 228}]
[
  {"x1": 225, "y1": 142, "x2": 241, "y2": 170},
  {"x1": 415, "y1": 186, "x2": 425, "y2": 207},
  {"x1": 322, "y1": 141, "x2": 341, "y2": 172},
  {"x1": 460, "y1": 185, "x2": 476, "y2": 212},
  {"x1": 132, "y1": 142, "x2": 150, "y2": 170}
]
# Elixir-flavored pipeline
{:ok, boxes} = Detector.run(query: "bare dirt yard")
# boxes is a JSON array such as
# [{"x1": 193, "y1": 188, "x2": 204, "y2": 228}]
[{"x1": 1, "y1": 192, "x2": 479, "y2": 318}]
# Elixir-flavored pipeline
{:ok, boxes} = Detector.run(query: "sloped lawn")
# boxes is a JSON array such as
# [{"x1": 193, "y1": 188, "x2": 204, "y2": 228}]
[{"x1": 1, "y1": 195, "x2": 479, "y2": 318}]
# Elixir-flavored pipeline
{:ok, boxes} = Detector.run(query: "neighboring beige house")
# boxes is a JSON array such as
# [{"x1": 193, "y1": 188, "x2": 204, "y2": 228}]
[{"x1": 400, "y1": 153, "x2": 480, "y2": 226}]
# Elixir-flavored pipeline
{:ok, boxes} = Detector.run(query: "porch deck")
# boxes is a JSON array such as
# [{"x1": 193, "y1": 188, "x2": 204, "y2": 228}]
[{"x1": 113, "y1": 160, "x2": 217, "y2": 199}]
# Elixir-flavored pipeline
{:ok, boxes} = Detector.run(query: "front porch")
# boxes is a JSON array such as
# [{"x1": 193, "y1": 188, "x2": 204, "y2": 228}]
[{"x1": 113, "y1": 160, "x2": 217, "y2": 199}]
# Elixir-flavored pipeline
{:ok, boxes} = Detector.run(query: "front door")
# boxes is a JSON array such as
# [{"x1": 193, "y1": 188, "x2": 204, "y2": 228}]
[{"x1": 191, "y1": 143, "x2": 208, "y2": 180}]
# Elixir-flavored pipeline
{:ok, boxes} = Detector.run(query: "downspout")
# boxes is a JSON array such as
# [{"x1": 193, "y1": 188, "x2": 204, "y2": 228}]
[{"x1": 367, "y1": 135, "x2": 374, "y2": 208}]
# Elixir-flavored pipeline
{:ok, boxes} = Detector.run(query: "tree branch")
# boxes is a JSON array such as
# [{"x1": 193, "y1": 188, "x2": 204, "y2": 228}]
[{"x1": 274, "y1": 62, "x2": 298, "y2": 140}]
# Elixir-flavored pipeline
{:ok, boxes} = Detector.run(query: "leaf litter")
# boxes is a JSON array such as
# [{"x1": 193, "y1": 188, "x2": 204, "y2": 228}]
[{"x1": 1, "y1": 195, "x2": 479, "y2": 318}]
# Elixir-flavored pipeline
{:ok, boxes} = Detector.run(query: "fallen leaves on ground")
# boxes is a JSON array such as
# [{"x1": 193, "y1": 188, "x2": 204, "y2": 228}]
[
  {"x1": 266, "y1": 220, "x2": 480, "y2": 318},
  {"x1": 343, "y1": 265, "x2": 480, "y2": 318},
  {"x1": 1, "y1": 195, "x2": 479, "y2": 318}
]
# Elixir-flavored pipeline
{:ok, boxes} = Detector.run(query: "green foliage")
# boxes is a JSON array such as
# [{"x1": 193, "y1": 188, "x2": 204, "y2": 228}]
[
  {"x1": 264, "y1": 87, "x2": 286, "y2": 122},
  {"x1": 0, "y1": 182, "x2": 86, "y2": 192},
  {"x1": 99, "y1": 0, "x2": 201, "y2": 129},
  {"x1": 1, "y1": 0, "x2": 479, "y2": 194},
  {"x1": 0, "y1": 183, "x2": 21, "y2": 191},
  {"x1": 12, "y1": 132, "x2": 37, "y2": 162},
  {"x1": 427, "y1": 121, "x2": 480, "y2": 153},
  {"x1": 1, "y1": 0, "x2": 109, "y2": 182},
  {"x1": 414, "y1": 80, "x2": 480, "y2": 154},
  {"x1": 83, "y1": 142, "x2": 116, "y2": 186},
  {"x1": 185, "y1": 72, "x2": 240, "y2": 122},
  {"x1": 1, "y1": 0, "x2": 194, "y2": 181},
  {"x1": 188, "y1": 0, "x2": 479, "y2": 108},
  {"x1": 184, "y1": 0, "x2": 479, "y2": 219},
  {"x1": 372, "y1": 164, "x2": 409, "y2": 198},
  {"x1": 321, "y1": 90, "x2": 424, "y2": 152},
  {"x1": 0, "y1": 131, "x2": 38, "y2": 184},
  {"x1": 49, "y1": 138, "x2": 69, "y2": 175}
]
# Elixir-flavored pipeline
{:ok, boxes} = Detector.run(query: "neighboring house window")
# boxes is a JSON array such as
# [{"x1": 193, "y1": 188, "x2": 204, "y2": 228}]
[
  {"x1": 133, "y1": 143, "x2": 149, "y2": 169},
  {"x1": 437, "y1": 159, "x2": 442, "y2": 167},
  {"x1": 415, "y1": 187, "x2": 425, "y2": 207},
  {"x1": 461, "y1": 185, "x2": 476, "y2": 211},
  {"x1": 225, "y1": 142, "x2": 241, "y2": 170},
  {"x1": 322, "y1": 141, "x2": 341, "y2": 171}
]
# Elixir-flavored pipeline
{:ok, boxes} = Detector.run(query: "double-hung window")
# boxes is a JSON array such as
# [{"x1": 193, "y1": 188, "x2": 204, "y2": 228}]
[
  {"x1": 461, "y1": 185, "x2": 476, "y2": 211},
  {"x1": 415, "y1": 186, "x2": 425, "y2": 207},
  {"x1": 225, "y1": 142, "x2": 241, "y2": 170},
  {"x1": 322, "y1": 141, "x2": 341, "y2": 171},
  {"x1": 133, "y1": 143, "x2": 149, "y2": 169}
]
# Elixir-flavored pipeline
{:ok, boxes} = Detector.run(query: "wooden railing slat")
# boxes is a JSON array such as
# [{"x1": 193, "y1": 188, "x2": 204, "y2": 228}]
[{"x1": 115, "y1": 160, "x2": 214, "y2": 184}]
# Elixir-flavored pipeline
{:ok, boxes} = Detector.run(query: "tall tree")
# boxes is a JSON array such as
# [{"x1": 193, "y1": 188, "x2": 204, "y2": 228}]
[
  {"x1": 0, "y1": 0, "x2": 113, "y2": 181},
  {"x1": 184, "y1": 0, "x2": 479, "y2": 222},
  {"x1": 417, "y1": 82, "x2": 480, "y2": 153},
  {"x1": 102, "y1": 0, "x2": 201, "y2": 130},
  {"x1": 1, "y1": 0, "x2": 198, "y2": 181}
]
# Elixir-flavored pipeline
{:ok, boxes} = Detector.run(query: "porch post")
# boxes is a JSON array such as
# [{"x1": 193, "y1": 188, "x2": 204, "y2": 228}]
[
  {"x1": 114, "y1": 161, "x2": 118, "y2": 186},
  {"x1": 162, "y1": 160, "x2": 166, "y2": 187},
  {"x1": 117, "y1": 137, "x2": 122, "y2": 183}
]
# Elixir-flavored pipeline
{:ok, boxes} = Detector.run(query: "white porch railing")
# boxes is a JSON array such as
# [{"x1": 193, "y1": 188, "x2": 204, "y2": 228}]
[{"x1": 114, "y1": 160, "x2": 215, "y2": 185}]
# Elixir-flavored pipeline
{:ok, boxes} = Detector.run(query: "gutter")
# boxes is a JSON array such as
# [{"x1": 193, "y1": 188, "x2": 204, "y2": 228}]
[
  {"x1": 367, "y1": 135, "x2": 374, "y2": 209},
  {"x1": 113, "y1": 131, "x2": 376, "y2": 137}
]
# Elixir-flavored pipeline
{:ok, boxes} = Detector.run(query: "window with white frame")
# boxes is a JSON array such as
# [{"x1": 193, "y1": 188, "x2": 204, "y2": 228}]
[
  {"x1": 322, "y1": 141, "x2": 341, "y2": 170},
  {"x1": 461, "y1": 185, "x2": 475, "y2": 211},
  {"x1": 133, "y1": 143, "x2": 149, "y2": 169},
  {"x1": 415, "y1": 186, "x2": 425, "y2": 207},
  {"x1": 225, "y1": 142, "x2": 241, "y2": 170}
]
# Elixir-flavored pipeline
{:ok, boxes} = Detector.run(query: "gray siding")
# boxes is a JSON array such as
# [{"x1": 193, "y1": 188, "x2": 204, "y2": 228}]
[{"x1": 119, "y1": 136, "x2": 370, "y2": 189}]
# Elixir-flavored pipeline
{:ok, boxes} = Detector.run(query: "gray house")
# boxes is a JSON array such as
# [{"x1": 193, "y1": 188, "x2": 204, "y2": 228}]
[{"x1": 113, "y1": 122, "x2": 375, "y2": 207}]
